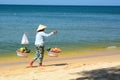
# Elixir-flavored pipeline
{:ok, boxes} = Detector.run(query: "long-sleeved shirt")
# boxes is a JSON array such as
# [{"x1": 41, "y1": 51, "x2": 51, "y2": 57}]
[{"x1": 35, "y1": 31, "x2": 54, "y2": 46}]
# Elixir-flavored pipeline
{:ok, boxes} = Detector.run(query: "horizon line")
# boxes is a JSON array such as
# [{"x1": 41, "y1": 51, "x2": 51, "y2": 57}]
[{"x1": 0, "y1": 4, "x2": 120, "y2": 6}]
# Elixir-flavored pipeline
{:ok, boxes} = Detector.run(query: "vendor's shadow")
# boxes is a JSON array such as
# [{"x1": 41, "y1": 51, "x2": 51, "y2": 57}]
[{"x1": 46, "y1": 63, "x2": 68, "y2": 66}]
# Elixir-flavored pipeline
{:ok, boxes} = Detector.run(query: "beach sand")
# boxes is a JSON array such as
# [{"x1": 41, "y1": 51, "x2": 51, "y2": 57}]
[{"x1": 0, "y1": 49, "x2": 120, "y2": 80}]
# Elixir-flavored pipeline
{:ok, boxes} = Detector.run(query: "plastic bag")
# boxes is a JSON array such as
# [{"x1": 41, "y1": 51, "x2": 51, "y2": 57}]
[{"x1": 21, "y1": 33, "x2": 29, "y2": 44}]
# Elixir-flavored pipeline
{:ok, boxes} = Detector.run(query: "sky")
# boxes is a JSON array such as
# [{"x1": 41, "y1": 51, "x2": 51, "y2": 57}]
[{"x1": 0, "y1": 0, "x2": 120, "y2": 6}]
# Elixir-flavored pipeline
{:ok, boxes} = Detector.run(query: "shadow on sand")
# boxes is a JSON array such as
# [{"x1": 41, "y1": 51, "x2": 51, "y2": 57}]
[
  {"x1": 46, "y1": 63, "x2": 68, "y2": 66},
  {"x1": 71, "y1": 66, "x2": 120, "y2": 80}
]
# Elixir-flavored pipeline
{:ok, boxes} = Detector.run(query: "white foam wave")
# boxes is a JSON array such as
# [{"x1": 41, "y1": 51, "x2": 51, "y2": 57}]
[{"x1": 107, "y1": 46, "x2": 117, "y2": 49}]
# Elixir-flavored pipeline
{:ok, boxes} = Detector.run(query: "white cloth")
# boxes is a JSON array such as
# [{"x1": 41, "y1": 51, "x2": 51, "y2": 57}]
[
  {"x1": 21, "y1": 33, "x2": 29, "y2": 44},
  {"x1": 35, "y1": 31, "x2": 54, "y2": 46}
]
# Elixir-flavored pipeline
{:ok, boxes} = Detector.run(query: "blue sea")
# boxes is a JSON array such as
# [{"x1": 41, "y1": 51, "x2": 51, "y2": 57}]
[{"x1": 0, "y1": 5, "x2": 120, "y2": 56}]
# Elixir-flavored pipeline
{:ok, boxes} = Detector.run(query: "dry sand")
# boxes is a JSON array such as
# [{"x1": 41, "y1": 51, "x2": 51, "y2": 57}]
[{"x1": 0, "y1": 49, "x2": 120, "y2": 80}]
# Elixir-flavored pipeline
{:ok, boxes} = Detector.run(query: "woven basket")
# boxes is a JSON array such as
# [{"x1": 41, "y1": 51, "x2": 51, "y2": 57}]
[
  {"x1": 16, "y1": 51, "x2": 29, "y2": 57},
  {"x1": 48, "y1": 51, "x2": 60, "y2": 57}
]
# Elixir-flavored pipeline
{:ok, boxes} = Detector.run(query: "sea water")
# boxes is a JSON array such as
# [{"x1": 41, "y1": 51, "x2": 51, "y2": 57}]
[{"x1": 0, "y1": 5, "x2": 120, "y2": 55}]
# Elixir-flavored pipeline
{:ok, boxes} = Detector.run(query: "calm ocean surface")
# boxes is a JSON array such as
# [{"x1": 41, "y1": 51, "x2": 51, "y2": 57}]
[{"x1": 0, "y1": 5, "x2": 120, "y2": 55}]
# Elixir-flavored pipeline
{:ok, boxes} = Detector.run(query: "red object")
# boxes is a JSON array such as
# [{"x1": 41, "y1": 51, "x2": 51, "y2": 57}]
[{"x1": 29, "y1": 61, "x2": 33, "y2": 67}]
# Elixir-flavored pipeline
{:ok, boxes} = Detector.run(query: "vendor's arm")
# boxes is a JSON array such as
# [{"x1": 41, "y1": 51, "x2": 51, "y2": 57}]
[{"x1": 43, "y1": 30, "x2": 58, "y2": 37}]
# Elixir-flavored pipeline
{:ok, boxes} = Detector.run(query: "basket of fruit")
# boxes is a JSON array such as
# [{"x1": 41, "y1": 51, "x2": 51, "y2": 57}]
[
  {"x1": 16, "y1": 47, "x2": 30, "y2": 57},
  {"x1": 47, "y1": 48, "x2": 62, "y2": 57}
]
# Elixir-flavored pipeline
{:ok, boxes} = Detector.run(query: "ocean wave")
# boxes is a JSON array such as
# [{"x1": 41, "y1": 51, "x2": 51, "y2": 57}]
[{"x1": 107, "y1": 46, "x2": 117, "y2": 49}]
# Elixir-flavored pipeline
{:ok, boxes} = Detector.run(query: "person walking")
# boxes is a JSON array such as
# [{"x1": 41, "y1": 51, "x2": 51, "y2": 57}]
[{"x1": 29, "y1": 24, "x2": 57, "y2": 67}]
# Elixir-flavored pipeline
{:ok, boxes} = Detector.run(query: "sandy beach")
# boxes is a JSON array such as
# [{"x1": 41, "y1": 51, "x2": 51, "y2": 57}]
[{"x1": 0, "y1": 49, "x2": 120, "y2": 80}]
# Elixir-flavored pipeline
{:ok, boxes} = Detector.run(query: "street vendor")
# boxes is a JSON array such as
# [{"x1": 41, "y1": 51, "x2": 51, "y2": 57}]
[{"x1": 29, "y1": 24, "x2": 57, "y2": 67}]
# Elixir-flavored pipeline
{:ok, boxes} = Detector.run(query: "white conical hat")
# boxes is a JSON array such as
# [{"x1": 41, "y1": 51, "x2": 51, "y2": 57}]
[{"x1": 36, "y1": 24, "x2": 47, "y2": 32}]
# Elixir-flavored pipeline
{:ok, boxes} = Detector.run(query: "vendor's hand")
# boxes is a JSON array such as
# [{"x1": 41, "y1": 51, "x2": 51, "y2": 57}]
[{"x1": 53, "y1": 30, "x2": 58, "y2": 34}]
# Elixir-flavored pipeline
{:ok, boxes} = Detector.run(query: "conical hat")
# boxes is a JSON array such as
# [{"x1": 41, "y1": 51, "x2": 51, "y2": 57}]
[{"x1": 36, "y1": 24, "x2": 47, "y2": 31}]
